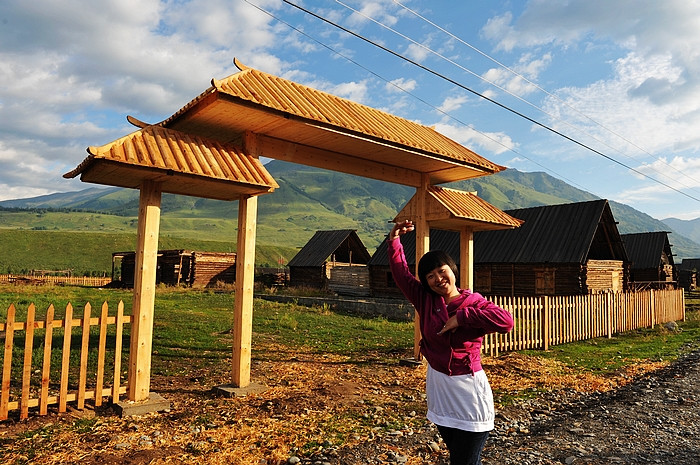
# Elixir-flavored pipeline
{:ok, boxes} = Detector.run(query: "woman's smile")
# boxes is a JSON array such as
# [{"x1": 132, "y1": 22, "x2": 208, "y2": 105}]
[{"x1": 426, "y1": 265, "x2": 459, "y2": 299}]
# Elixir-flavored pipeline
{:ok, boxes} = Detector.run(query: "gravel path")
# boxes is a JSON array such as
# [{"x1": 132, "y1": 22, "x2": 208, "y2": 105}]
[
  {"x1": 483, "y1": 345, "x2": 700, "y2": 465},
  {"x1": 315, "y1": 345, "x2": 700, "y2": 465}
]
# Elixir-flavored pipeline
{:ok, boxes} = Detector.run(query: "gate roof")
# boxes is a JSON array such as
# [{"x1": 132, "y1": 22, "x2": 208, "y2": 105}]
[
  {"x1": 64, "y1": 125, "x2": 278, "y2": 199},
  {"x1": 148, "y1": 59, "x2": 504, "y2": 187}
]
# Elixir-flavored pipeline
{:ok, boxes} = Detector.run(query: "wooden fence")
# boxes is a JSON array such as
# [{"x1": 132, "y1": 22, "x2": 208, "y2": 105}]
[
  {"x1": 1, "y1": 301, "x2": 130, "y2": 420},
  {"x1": 482, "y1": 289, "x2": 685, "y2": 355},
  {"x1": 0, "y1": 288, "x2": 686, "y2": 421},
  {"x1": 0, "y1": 274, "x2": 112, "y2": 287}
]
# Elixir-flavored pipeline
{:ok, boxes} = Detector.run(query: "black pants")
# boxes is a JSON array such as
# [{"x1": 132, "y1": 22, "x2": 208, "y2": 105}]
[{"x1": 436, "y1": 425, "x2": 489, "y2": 465}]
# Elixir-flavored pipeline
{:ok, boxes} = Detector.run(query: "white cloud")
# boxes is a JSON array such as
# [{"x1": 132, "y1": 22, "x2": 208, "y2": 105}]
[
  {"x1": 437, "y1": 95, "x2": 468, "y2": 113},
  {"x1": 386, "y1": 77, "x2": 418, "y2": 93},
  {"x1": 433, "y1": 122, "x2": 517, "y2": 156},
  {"x1": 347, "y1": 0, "x2": 399, "y2": 28},
  {"x1": 544, "y1": 52, "x2": 700, "y2": 157},
  {"x1": 482, "y1": 53, "x2": 552, "y2": 96},
  {"x1": 328, "y1": 80, "x2": 370, "y2": 104},
  {"x1": 404, "y1": 42, "x2": 430, "y2": 62}
]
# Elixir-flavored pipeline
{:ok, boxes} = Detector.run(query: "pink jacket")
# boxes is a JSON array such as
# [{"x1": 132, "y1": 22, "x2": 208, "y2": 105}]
[{"x1": 388, "y1": 238, "x2": 514, "y2": 376}]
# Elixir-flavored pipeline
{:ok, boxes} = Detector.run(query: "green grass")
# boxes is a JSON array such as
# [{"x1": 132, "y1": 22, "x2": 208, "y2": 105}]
[
  {"x1": 0, "y1": 229, "x2": 298, "y2": 275},
  {"x1": 1, "y1": 285, "x2": 699, "y2": 391}
]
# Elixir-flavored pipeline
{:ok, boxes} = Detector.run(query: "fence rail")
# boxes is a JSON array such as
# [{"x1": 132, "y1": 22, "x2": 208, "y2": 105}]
[
  {"x1": 0, "y1": 288, "x2": 686, "y2": 421},
  {"x1": 482, "y1": 289, "x2": 685, "y2": 355},
  {"x1": 1, "y1": 301, "x2": 130, "y2": 420},
  {"x1": 0, "y1": 274, "x2": 112, "y2": 287}
]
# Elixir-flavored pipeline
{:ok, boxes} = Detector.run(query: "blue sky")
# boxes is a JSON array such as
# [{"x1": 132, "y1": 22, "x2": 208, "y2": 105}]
[{"x1": 2, "y1": 0, "x2": 700, "y2": 221}]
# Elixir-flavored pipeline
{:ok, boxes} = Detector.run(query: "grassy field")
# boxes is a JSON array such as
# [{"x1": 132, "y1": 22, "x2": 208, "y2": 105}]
[
  {"x1": 0, "y1": 229, "x2": 298, "y2": 275},
  {"x1": 2, "y1": 285, "x2": 699, "y2": 382}
]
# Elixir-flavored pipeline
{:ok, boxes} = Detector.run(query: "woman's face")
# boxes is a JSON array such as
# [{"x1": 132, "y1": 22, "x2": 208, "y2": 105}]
[{"x1": 425, "y1": 264, "x2": 458, "y2": 298}]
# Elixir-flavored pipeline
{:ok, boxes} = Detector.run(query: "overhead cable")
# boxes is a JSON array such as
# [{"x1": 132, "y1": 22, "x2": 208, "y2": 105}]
[
  {"x1": 239, "y1": 0, "x2": 589, "y2": 190},
  {"x1": 391, "y1": 0, "x2": 700, "y2": 195},
  {"x1": 281, "y1": 0, "x2": 700, "y2": 203}
]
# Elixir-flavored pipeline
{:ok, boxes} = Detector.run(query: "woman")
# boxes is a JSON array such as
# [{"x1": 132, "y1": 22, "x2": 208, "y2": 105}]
[{"x1": 388, "y1": 220, "x2": 514, "y2": 465}]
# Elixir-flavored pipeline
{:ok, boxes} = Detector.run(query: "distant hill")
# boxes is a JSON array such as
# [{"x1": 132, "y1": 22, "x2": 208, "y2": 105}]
[
  {"x1": 662, "y1": 217, "x2": 700, "y2": 257},
  {"x1": 2, "y1": 160, "x2": 700, "y2": 261}
]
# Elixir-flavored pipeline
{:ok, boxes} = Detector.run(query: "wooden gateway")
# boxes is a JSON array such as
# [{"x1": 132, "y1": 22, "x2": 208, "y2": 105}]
[{"x1": 66, "y1": 58, "x2": 511, "y2": 401}]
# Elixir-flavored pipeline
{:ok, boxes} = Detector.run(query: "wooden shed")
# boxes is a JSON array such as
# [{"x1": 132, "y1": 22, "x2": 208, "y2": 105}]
[
  {"x1": 475, "y1": 200, "x2": 629, "y2": 295},
  {"x1": 113, "y1": 250, "x2": 236, "y2": 288},
  {"x1": 678, "y1": 258, "x2": 700, "y2": 290},
  {"x1": 288, "y1": 229, "x2": 371, "y2": 295},
  {"x1": 370, "y1": 199, "x2": 629, "y2": 297},
  {"x1": 621, "y1": 232, "x2": 676, "y2": 289}
]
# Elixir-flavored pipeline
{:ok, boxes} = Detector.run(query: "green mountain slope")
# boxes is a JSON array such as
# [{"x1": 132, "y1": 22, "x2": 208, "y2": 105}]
[{"x1": 2, "y1": 160, "x2": 700, "y2": 273}]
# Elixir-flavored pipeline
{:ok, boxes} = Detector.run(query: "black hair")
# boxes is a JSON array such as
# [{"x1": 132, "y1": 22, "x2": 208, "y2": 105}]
[{"x1": 417, "y1": 250, "x2": 459, "y2": 293}]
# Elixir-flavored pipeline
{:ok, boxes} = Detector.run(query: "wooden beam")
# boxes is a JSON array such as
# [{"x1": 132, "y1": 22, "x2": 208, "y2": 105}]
[
  {"x1": 413, "y1": 174, "x2": 431, "y2": 360},
  {"x1": 251, "y1": 134, "x2": 424, "y2": 187},
  {"x1": 460, "y1": 226, "x2": 474, "y2": 291},
  {"x1": 231, "y1": 193, "x2": 258, "y2": 387},
  {"x1": 127, "y1": 180, "x2": 162, "y2": 402}
]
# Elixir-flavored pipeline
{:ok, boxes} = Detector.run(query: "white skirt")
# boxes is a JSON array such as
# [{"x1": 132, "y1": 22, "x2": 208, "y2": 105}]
[{"x1": 425, "y1": 364, "x2": 495, "y2": 432}]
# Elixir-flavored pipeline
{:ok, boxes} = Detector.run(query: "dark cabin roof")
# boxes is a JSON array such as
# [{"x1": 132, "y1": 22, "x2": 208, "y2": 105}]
[
  {"x1": 369, "y1": 199, "x2": 628, "y2": 266},
  {"x1": 475, "y1": 199, "x2": 627, "y2": 264},
  {"x1": 288, "y1": 229, "x2": 371, "y2": 267},
  {"x1": 369, "y1": 229, "x2": 460, "y2": 267},
  {"x1": 621, "y1": 232, "x2": 674, "y2": 269},
  {"x1": 679, "y1": 258, "x2": 700, "y2": 271}
]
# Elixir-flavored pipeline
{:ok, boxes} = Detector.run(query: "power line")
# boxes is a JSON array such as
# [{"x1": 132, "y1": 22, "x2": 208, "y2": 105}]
[
  {"x1": 334, "y1": 0, "x2": 700, "y2": 197},
  {"x1": 280, "y1": 0, "x2": 700, "y2": 204},
  {"x1": 391, "y1": 0, "x2": 700, "y2": 196},
  {"x1": 239, "y1": 0, "x2": 591, "y2": 191}
]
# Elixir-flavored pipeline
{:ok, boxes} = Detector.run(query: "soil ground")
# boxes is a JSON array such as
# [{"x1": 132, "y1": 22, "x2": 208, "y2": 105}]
[{"x1": 1, "y1": 344, "x2": 699, "y2": 464}]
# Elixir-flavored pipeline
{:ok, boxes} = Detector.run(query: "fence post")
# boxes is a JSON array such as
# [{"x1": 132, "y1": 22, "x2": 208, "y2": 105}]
[
  {"x1": 541, "y1": 296, "x2": 550, "y2": 350},
  {"x1": 1, "y1": 304, "x2": 17, "y2": 421},
  {"x1": 649, "y1": 289, "x2": 656, "y2": 328},
  {"x1": 606, "y1": 292, "x2": 613, "y2": 339}
]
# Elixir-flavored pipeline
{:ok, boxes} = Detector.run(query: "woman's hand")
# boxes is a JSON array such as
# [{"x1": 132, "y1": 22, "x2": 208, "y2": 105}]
[
  {"x1": 389, "y1": 220, "x2": 415, "y2": 240},
  {"x1": 437, "y1": 315, "x2": 459, "y2": 335}
]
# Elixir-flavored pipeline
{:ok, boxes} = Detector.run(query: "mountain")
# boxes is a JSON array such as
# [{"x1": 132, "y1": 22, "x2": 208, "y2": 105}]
[
  {"x1": 2, "y1": 160, "x2": 700, "y2": 259},
  {"x1": 662, "y1": 217, "x2": 700, "y2": 246}
]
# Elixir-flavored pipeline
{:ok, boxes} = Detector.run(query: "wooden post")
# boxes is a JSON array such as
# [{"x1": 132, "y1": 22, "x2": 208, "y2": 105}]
[
  {"x1": 127, "y1": 180, "x2": 162, "y2": 402},
  {"x1": 541, "y1": 296, "x2": 550, "y2": 350},
  {"x1": 459, "y1": 226, "x2": 474, "y2": 291},
  {"x1": 606, "y1": 292, "x2": 613, "y2": 339},
  {"x1": 413, "y1": 174, "x2": 430, "y2": 360},
  {"x1": 232, "y1": 193, "x2": 258, "y2": 387}
]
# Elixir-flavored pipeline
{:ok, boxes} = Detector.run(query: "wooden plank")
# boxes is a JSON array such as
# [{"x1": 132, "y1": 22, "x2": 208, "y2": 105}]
[
  {"x1": 113, "y1": 302, "x2": 125, "y2": 403},
  {"x1": 232, "y1": 193, "x2": 258, "y2": 387},
  {"x1": 128, "y1": 180, "x2": 162, "y2": 402},
  {"x1": 7, "y1": 386, "x2": 127, "y2": 411},
  {"x1": 59, "y1": 303, "x2": 73, "y2": 413},
  {"x1": 95, "y1": 302, "x2": 108, "y2": 407},
  {"x1": 77, "y1": 303, "x2": 92, "y2": 410},
  {"x1": 1, "y1": 304, "x2": 17, "y2": 420},
  {"x1": 20, "y1": 304, "x2": 36, "y2": 419},
  {"x1": 40, "y1": 304, "x2": 55, "y2": 415},
  {"x1": 254, "y1": 133, "x2": 423, "y2": 187}
]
